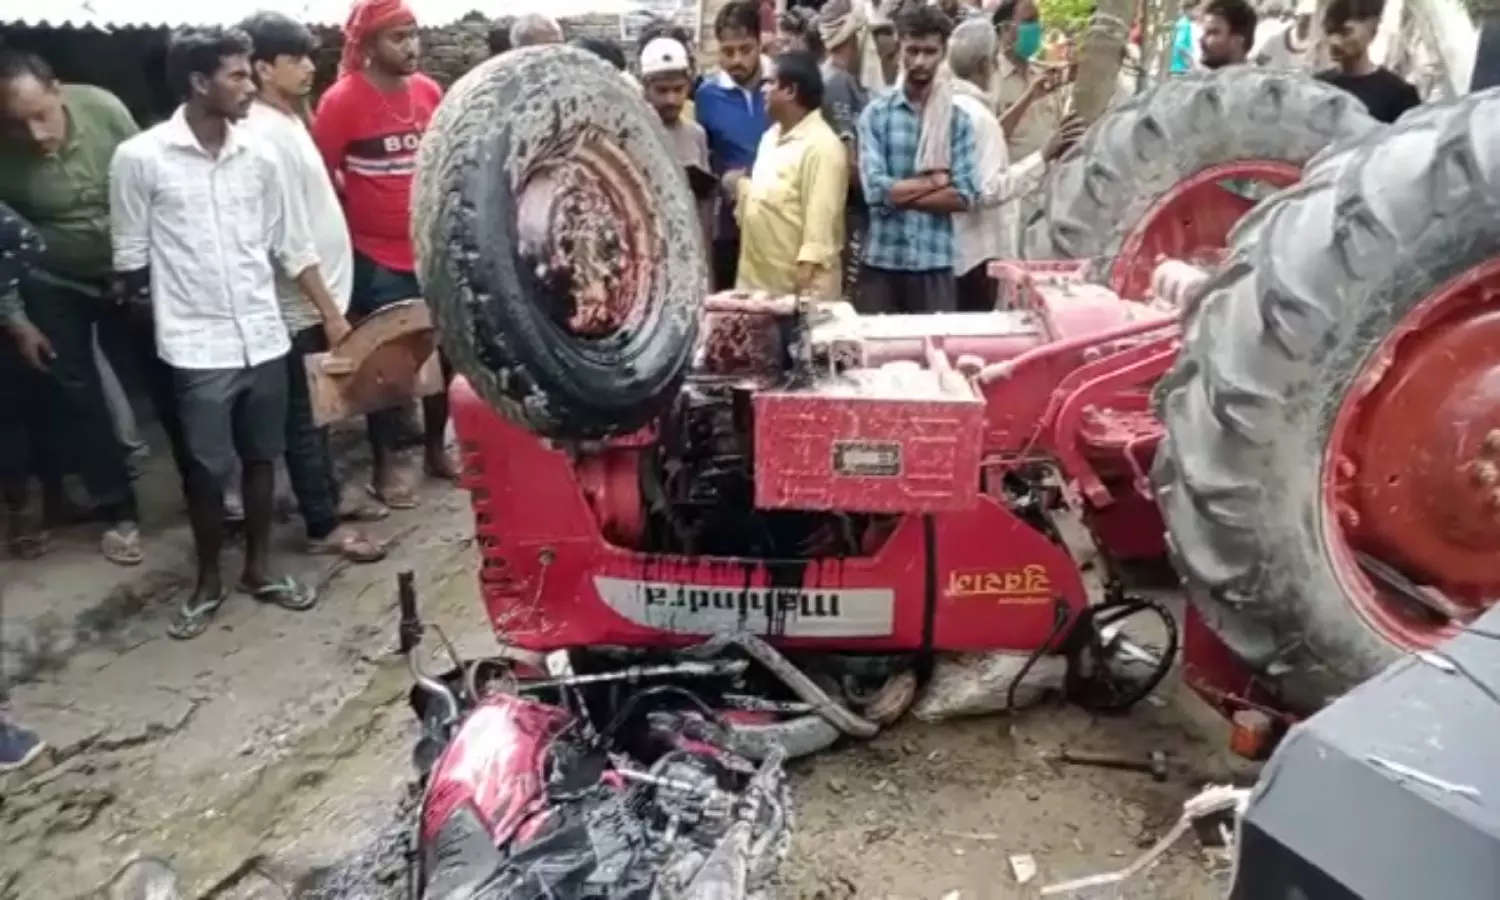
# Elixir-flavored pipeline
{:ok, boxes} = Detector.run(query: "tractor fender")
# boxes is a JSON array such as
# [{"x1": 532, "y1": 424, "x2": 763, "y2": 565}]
[
  {"x1": 411, "y1": 46, "x2": 706, "y2": 441},
  {"x1": 1023, "y1": 69, "x2": 1377, "y2": 284},
  {"x1": 1153, "y1": 89, "x2": 1500, "y2": 713}
]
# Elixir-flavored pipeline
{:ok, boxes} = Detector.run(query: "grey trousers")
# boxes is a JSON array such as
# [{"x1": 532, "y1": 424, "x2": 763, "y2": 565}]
[{"x1": 94, "y1": 329, "x2": 147, "y2": 458}]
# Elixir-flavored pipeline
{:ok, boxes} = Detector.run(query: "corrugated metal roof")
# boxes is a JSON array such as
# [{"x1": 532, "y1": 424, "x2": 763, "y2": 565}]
[{"x1": 6, "y1": 0, "x2": 631, "y2": 30}]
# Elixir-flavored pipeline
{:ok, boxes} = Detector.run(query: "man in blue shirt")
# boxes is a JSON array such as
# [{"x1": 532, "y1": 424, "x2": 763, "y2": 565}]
[
  {"x1": 856, "y1": 4, "x2": 980, "y2": 314},
  {"x1": 695, "y1": 1, "x2": 770, "y2": 290}
]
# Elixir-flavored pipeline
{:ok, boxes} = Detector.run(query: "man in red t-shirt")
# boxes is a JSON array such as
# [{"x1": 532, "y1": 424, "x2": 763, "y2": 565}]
[{"x1": 312, "y1": 0, "x2": 454, "y2": 509}]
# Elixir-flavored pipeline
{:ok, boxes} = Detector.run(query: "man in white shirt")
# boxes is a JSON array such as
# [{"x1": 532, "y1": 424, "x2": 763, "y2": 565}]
[
  {"x1": 1253, "y1": 0, "x2": 1318, "y2": 70},
  {"x1": 947, "y1": 18, "x2": 1082, "y2": 311},
  {"x1": 239, "y1": 12, "x2": 386, "y2": 567},
  {"x1": 110, "y1": 26, "x2": 329, "y2": 639}
]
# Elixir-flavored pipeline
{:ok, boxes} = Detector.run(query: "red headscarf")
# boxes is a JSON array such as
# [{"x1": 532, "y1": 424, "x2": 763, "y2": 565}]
[{"x1": 340, "y1": 0, "x2": 418, "y2": 76}]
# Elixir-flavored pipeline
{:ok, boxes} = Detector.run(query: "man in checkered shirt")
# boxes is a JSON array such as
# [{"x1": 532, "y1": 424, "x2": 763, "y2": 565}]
[{"x1": 855, "y1": 4, "x2": 980, "y2": 313}]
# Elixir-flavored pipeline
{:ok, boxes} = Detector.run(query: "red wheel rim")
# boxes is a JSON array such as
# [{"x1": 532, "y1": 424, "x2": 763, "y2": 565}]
[
  {"x1": 1324, "y1": 259, "x2": 1500, "y2": 649},
  {"x1": 513, "y1": 134, "x2": 653, "y2": 340},
  {"x1": 1108, "y1": 160, "x2": 1302, "y2": 300}
]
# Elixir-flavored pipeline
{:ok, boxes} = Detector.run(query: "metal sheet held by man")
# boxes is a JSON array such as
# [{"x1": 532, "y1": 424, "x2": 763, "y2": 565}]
[{"x1": 593, "y1": 576, "x2": 896, "y2": 637}]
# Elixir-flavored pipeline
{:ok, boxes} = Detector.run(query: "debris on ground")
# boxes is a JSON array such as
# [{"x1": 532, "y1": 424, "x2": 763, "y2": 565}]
[
  {"x1": 911, "y1": 652, "x2": 1068, "y2": 721},
  {"x1": 1039, "y1": 784, "x2": 1250, "y2": 896},
  {"x1": 1009, "y1": 852, "x2": 1038, "y2": 885}
]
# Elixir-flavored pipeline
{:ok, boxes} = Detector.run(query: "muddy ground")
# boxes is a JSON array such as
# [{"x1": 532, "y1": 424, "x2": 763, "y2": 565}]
[{"x1": 1, "y1": 441, "x2": 1242, "y2": 900}]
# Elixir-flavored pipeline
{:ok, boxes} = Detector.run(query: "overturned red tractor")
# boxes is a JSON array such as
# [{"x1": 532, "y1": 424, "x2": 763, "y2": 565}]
[{"x1": 411, "y1": 48, "x2": 1500, "y2": 727}]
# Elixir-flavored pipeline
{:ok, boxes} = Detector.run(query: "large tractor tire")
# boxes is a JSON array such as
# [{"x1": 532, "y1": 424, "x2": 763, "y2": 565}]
[
  {"x1": 1153, "y1": 90, "x2": 1500, "y2": 713},
  {"x1": 412, "y1": 47, "x2": 707, "y2": 441},
  {"x1": 1024, "y1": 69, "x2": 1378, "y2": 298}
]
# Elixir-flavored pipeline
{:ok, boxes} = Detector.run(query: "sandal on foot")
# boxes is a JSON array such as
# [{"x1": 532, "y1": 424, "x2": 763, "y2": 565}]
[
  {"x1": 365, "y1": 482, "x2": 419, "y2": 510},
  {"x1": 101, "y1": 525, "x2": 144, "y2": 567},
  {"x1": 239, "y1": 575, "x2": 318, "y2": 611},
  {"x1": 168, "y1": 590, "x2": 228, "y2": 640},
  {"x1": 307, "y1": 529, "x2": 387, "y2": 564},
  {"x1": 338, "y1": 493, "x2": 390, "y2": 523},
  {"x1": 423, "y1": 449, "x2": 463, "y2": 482}
]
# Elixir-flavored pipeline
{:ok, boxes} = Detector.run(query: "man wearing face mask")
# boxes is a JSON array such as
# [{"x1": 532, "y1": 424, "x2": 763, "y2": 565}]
[{"x1": 992, "y1": 0, "x2": 1070, "y2": 163}]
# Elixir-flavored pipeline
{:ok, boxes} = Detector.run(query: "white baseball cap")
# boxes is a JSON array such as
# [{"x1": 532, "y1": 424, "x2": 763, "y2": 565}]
[{"x1": 640, "y1": 37, "x2": 691, "y2": 76}]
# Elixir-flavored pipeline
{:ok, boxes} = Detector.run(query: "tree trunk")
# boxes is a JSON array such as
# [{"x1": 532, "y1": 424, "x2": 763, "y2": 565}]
[
  {"x1": 1070, "y1": 0, "x2": 1135, "y2": 124},
  {"x1": 1472, "y1": 12, "x2": 1500, "y2": 89}
]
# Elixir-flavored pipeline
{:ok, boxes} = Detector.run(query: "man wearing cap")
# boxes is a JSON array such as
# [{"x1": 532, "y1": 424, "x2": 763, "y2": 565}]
[
  {"x1": 640, "y1": 37, "x2": 715, "y2": 249},
  {"x1": 313, "y1": 0, "x2": 456, "y2": 511}
]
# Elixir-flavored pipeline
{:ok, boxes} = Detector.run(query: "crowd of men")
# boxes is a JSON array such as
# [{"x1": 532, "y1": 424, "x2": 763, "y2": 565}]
[
  {"x1": 0, "y1": 0, "x2": 461, "y2": 645},
  {"x1": 0, "y1": 0, "x2": 1425, "y2": 771}
]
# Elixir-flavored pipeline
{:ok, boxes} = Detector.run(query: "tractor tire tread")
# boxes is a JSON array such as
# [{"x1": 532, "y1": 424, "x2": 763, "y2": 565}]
[
  {"x1": 1024, "y1": 69, "x2": 1377, "y2": 273},
  {"x1": 1152, "y1": 90, "x2": 1500, "y2": 712}
]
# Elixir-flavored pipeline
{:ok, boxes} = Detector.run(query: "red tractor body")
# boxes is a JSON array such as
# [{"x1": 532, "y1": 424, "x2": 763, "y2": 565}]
[{"x1": 451, "y1": 262, "x2": 1198, "y2": 666}]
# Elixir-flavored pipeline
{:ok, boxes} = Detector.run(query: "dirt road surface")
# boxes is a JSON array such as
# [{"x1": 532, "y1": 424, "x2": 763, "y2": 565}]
[{"x1": 1, "y1": 447, "x2": 1241, "y2": 899}]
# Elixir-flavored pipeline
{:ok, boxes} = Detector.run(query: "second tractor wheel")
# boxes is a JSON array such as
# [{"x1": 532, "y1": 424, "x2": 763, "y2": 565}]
[
  {"x1": 1024, "y1": 69, "x2": 1377, "y2": 298},
  {"x1": 1153, "y1": 90, "x2": 1500, "y2": 713}
]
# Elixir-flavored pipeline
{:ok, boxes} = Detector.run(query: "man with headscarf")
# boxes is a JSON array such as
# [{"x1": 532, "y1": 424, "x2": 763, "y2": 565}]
[
  {"x1": 863, "y1": 0, "x2": 903, "y2": 93},
  {"x1": 312, "y1": 0, "x2": 457, "y2": 511},
  {"x1": 816, "y1": 0, "x2": 871, "y2": 299},
  {"x1": 510, "y1": 13, "x2": 564, "y2": 48},
  {"x1": 855, "y1": 3, "x2": 979, "y2": 313}
]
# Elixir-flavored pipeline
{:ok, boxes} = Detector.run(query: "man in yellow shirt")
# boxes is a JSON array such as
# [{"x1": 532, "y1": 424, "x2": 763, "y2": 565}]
[{"x1": 724, "y1": 51, "x2": 848, "y2": 300}]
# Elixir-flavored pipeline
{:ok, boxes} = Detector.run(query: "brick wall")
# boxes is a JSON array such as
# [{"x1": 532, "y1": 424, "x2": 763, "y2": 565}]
[{"x1": 0, "y1": 7, "x2": 737, "y2": 123}]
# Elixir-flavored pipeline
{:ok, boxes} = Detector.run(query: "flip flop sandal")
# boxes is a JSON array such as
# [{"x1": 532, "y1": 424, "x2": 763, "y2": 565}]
[
  {"x1": 338, "y1": 494, "x2": 391, "y2": 523},
  {"x1": 239, "y1": 576, "x2": 318, "y2": 611},
  {"x1": 307, "y1": 530, "x2": 388, "y2": 564},
  {"x1": 365, "y1": 483, "x2": 419, "y2": 510},
  {"x1": 101, "y1": 526, "x2": 145, "y2": 567},
  {"x1": 168, "y1": 590, "x2": 228, "y2": 640},
  {"x1": 423, "y1": 450, "x2": 464, "y2": 482}
]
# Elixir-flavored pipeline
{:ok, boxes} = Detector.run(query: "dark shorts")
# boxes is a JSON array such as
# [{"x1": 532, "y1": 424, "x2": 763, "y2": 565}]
[
  {"x1": 856, "y1": 266, "x2": 957, "y2": 315},
  {"x1": 351, "y1": 251, "x2": 422, "y2": 320},
  {"x1": 956, "y1": 262, "x2": 999, "y2": 313},
  {"x1": 174, "y1": 358, "x2": 289, "y2": 487}
]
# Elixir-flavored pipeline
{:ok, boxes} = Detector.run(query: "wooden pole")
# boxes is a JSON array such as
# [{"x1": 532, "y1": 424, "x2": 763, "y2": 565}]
[{"x1": 1070, "y1": 0, "x2": 1135, "y2": 123}]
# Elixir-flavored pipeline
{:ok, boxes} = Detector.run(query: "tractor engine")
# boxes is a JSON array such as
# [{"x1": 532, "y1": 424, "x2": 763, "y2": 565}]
[{"x1": 591, "y1": 300, "x2": 901, "y2": 562}]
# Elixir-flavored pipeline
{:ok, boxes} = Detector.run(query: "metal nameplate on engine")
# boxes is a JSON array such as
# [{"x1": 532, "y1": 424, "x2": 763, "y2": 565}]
[{"x1": 832, "y1": 440, "x2": 902, "y2": 477}]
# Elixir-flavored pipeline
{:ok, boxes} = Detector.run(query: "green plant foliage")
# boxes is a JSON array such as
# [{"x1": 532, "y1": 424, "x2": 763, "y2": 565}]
[{"x1": 1039, "y1": 0, "x2": 1100, "y2": 33}]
